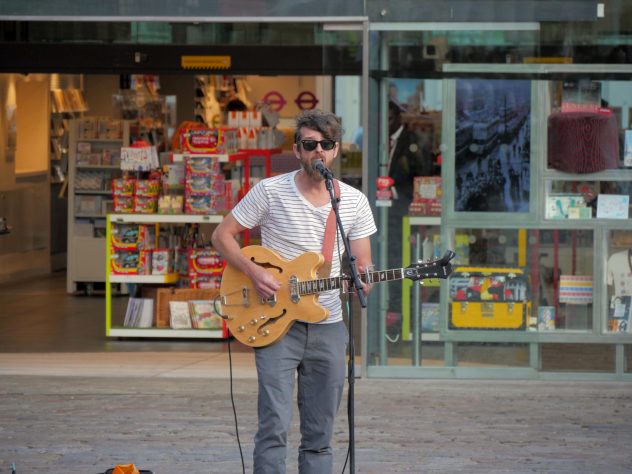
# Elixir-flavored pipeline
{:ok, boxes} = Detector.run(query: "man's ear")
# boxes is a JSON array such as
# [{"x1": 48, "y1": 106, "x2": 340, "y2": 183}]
[{"x1": 293, "y1": 142, "x2": 300, "y2": 159}]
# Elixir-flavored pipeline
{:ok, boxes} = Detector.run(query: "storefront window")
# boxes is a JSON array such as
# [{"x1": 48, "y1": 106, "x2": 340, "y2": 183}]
[
  {"x1": 0, "y1": 21, "x2": 363, "y2": 47},
  {"x1": 447, "y1": 228, "x2": 593, "y2": 332},
  {"x1": 606, "y1": 230, "x2": 632, "y2": 333}
]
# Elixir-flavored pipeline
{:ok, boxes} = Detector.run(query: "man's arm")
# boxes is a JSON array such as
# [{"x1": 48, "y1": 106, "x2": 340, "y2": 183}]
[
  {"x1": 349, "y1": 236, "x2": 374, "y2": 294},
  {"x1": 211, "y1": 213, "x2": 280, "y2": 298}
]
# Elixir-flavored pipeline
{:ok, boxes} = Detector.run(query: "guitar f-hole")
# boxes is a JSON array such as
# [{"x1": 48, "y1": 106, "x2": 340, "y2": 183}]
[
  {"x1": 251, "y1": 257, "x2": 283, "y2": 274},
  {"x1": 258, "y1": 309, "x2": 286, "y2": 336}
]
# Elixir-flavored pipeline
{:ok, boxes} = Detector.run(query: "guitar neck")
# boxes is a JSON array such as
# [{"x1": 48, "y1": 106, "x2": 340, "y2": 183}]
[{"x1": 298, "y1": 268, "x2": 404, "y2": 296}]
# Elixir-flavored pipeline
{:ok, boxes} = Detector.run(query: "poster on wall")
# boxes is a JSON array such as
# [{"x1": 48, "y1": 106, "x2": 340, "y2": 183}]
[
  {"x1": 5, "y1": 88, "x2": 16, "y2": 163},
  {"x1": 454, "y1": 79, "x2": 531, "y2": 212}
]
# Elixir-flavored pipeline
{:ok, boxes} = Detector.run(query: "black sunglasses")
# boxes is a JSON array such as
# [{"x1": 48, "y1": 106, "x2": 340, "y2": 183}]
[{"x1": 300, "y1": 139, "x2": 336, "y2": 151}]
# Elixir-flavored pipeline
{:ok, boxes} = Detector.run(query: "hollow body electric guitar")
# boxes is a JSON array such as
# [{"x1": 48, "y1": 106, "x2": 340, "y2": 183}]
[{"x1": 219, "y1": 245, "x2": 455, "y2": 348}]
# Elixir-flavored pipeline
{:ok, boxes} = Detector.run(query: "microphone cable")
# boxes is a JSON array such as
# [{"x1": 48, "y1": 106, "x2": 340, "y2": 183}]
[
  {"x1": 227, "y1": 335, "x2": 246, "y2": 474},
  {"x1": 216, "y1": 296, "x2": 246, "y2": 473}
]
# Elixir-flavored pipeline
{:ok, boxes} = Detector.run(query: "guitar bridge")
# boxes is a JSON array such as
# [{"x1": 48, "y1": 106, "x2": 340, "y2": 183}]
[
  {"x1": 260, "y1": 294, "x2": 277, "y2": 307},
  {"x1": 242, "y1": 287, "x2": 250, "y2": 307}
]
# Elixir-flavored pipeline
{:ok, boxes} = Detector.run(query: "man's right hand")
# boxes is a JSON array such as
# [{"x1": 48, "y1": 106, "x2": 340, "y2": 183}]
[{"x1": 247, "y1": 263, "x2": 281, "y2": 300}]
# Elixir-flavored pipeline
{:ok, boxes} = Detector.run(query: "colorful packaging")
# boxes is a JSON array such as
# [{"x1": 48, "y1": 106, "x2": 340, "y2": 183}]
[
  {"x1": 188, "y1": 248, "x2": 224, "y2": 275},
  {"x1": 151, "y1": 249, "x2": 172, "y2": 275},
  {"x1": 113, "y1": 195, "x2": 134, "y2": 213},
  {"x1": 184, "y1": 156, "x2": 221, "y2": 175},
  {"x1": 185, "y1": 174, "x2": 225, "y2": 195},
  {"x1": 133, "y1": 195, "x2": 158, "y2": 214},
  {"x1": 158, "y1": 195, "x2": 184, "y2": 214},
  {"x1": 180, "y1": 128, "x2": 238, "y2": 154},
  {"x1": 112, "y1": 178, "x2": 135, "y2": 196},
  {"x1": 111, "y1": 224, "x2": 156, "y2": 251},
  {"x1": 135, "y1": 180, "x2": 161, "y2": 197},
  {"x1": 184, "y1": 195, "x2": 214, "y2": 214},
  {"x1": 189, "y1": 274, "x2": 222, "y2": 289},
  {"x1": 110, "y1": 250, "x2": 152, "y2": 275}
]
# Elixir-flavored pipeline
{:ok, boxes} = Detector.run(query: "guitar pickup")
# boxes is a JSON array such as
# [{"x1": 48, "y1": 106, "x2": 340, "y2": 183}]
[{"x1": 242, "y1": 287, "x2": 250, "y2": 307}]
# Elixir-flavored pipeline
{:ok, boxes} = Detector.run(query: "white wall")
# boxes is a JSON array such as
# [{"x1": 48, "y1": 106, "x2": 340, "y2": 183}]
[{"x1": 0, "y1": 74, "x2": 51, "y2": 283}]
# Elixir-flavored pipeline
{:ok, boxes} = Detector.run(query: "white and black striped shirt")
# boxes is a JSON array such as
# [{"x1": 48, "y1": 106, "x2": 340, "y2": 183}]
[{"x1": 231, "y1": 170, "x2": 377, "y2": 323}]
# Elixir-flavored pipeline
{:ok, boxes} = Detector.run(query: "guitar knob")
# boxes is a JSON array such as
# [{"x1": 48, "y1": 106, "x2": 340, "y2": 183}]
[
  {"x1": 250, "y1": 319, "x2": 258, "y2": 325},
  {"x1": 260, "y1": 315, "x2": 267, "y2": 320},
  {"x1": 237, "y1": 325, "x2": 245, "y2": 332},
  {"x1": 261, "y1": 329, "x2": 270, "y2": 336},
  {"x1": 248, "y1": 336, "x2": 256, "y2": 343}
]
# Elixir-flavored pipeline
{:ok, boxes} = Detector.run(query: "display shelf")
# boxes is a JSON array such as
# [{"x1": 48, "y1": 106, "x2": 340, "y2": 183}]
[
  {"x1": 402, "y1": 215, "x2": 442, "y2": 345},
  {"x1": 76, "y1": 214, "x2": 107, "y2": 219},
  {"x1": 171, "y1": 152, "x2": 244, "y2": 163},
  {"x1": 543, "y1": 168, "x2": 632, "y2": 181},
  {"x1": 105, "y1": 213, "x2": 228, "y2": 341},
  {"x1": 108, "y1": 327, "x2": 225, "y2": 338},
  {"x1": 109, "y1": 213, "x2": 224, "y2": 224},
  {"x1": 75, "y1": 189, "x2": 112, "y2": 195},
  {"x1": 409, "y1": 216, "x2": 442, "y2": 226},
  {"x1": 109, "y1": 273, "x2": 179, "y2": 284},
  {"x1": 67, "y1": 118, "x2": 130, "y2": 293},
  {"x1": 78, "y1": 137, "x2": 126, "y2": 143},
  {"x1": 77, "y1": 165, "x2": 120, "y2": 170}
]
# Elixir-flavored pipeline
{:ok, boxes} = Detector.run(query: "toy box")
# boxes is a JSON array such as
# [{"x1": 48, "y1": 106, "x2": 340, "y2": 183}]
[
  {"x1": 449, "y1": 266, "x2": 530, "y2": 330},
  {"x1": 111, "y1": 224, "x2": 156, "y2": 251},
  {"x1": 180, "y1": 128, "x2": 238, "y2": 155},
  {"x1": 185, "y1": 174, "x2": 225, "y2": 195},
  {"x1": 113, "y1": 195, "x2": 134, "y2": 213},
  {"x1": 184, "y1": 156, "x2": 221, "y2": 175},
  {"x1": 188, "y1": 248, "x2": 224, "y2": 276},
  {"x1": 409, "y1": 176, "x2": 442, "y2": 216},
  {"x1": 110, "y1": 250, "x2": 152, "y2": 275},
  {"x1": 151, "y1": 248, "x2": 173, "y2": 275}
]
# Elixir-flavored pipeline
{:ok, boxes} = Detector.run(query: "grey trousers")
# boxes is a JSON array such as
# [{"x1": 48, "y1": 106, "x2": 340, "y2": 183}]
[{"x1": 253, "y1": 321, "x2": 348, "y2": 474}]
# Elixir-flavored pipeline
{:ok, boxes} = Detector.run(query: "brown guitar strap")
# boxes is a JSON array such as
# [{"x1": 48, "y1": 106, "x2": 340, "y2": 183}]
[{"x1": 319, "y1": 179, "x2": 341, "y2": 278}]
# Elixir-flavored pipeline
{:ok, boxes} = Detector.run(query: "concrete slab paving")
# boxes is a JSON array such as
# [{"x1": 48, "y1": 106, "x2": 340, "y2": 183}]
[{"x1": 1, "y1": 374, "x2": 631, "y2": 473}]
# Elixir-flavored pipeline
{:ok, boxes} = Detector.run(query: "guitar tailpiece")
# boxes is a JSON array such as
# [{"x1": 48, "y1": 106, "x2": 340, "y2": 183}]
[{"x1": 214, "y1": 295, "x2": 230, "y2": 320}]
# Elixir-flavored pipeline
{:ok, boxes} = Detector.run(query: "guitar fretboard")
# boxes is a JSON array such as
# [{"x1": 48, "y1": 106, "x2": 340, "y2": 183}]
[{"x1": 298, "y1": 268, "x2": 404, "y2": 295}]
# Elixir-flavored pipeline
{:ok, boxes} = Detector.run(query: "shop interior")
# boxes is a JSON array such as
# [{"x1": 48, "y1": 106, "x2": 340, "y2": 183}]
[{"x1": 1, "y1": 17, "x2": 632, "y2": 378}]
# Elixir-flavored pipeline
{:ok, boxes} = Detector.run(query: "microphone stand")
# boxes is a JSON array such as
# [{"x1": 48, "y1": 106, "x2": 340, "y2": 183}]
[{"x1": 323, "y1": 172, "x2": 366, "y2": 474}]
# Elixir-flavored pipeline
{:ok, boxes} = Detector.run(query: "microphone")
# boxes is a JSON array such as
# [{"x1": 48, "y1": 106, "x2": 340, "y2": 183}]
[{"x1": 312, "y1": 159, "x2": 334, "y2": 179}]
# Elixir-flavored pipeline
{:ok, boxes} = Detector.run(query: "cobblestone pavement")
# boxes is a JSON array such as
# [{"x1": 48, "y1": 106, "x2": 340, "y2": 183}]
[{"x1": 1, "y1": 375, "x2": 631, "y2": 473}]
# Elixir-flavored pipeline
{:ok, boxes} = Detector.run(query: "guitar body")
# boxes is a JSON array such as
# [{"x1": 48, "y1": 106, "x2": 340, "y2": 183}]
[{"x1": 220, "y1": 246, "x2": 329, "y2": 348}]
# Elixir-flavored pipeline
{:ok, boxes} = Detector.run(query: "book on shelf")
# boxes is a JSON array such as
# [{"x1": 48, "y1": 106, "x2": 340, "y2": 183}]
[
  {"x1": 123, "y1": 297, "x2": 154, "y2": 328},
  {"x1": 169, "y1": 301, "x2": 192, "y2": 329},
  {"x1": 608, "y1": 296, "x2": 631, "y2": 332},
  {"x1": 538, "y1": 306, "x2": 556, "y2": 331},
  {"x1": 189, "y1": 300, "x2": 223, "y2": 329},
  {"x1": 624, "y1": 130, "x2": 632, "y2": 167}
]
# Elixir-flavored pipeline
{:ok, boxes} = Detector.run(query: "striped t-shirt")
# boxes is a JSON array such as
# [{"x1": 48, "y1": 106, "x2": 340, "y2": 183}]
[{"x1": 231, "y1": 170, "x2": 377, "y2": 323}]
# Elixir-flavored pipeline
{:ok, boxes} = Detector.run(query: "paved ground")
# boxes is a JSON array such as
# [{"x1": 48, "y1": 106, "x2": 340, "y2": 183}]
[
  {"x1": 1, "y1": 373, "x2": 631, "y2": 473},
  {"x1": 2, "y1": 273, "x2": 632, "y2": 473}
]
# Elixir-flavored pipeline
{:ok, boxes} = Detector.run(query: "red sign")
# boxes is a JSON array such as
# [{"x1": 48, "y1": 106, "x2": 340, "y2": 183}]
[
  {"x1": 262, "y1": 91, "x2": 287, "y2": 112},
  {"x1": 376, "y1": 176, "x2": 394, "y2": 190},
  {"x1": 295, "y1": 91, "x2": 319, "y2": 110}
]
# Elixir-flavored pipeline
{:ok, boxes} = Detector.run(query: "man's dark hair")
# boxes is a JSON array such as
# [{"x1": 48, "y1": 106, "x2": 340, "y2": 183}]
[{"x1": 294, "y1": 109, "x2": 343, "y2": 144}]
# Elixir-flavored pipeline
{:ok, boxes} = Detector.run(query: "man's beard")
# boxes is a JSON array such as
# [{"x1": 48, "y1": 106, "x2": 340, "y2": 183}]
[{"x1": 300, "y1": 158, "x2": 324, "y2": 181}]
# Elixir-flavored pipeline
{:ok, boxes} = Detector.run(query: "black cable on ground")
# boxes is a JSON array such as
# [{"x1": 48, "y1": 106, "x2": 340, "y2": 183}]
[{"x1": 227, "y1": 336, "x2": 246, "y2": 474}]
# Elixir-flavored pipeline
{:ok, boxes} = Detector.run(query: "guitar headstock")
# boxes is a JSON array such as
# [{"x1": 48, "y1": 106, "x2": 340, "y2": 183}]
[{"x1": 403, "y1": 250, "x2": 456, "y2": 281}]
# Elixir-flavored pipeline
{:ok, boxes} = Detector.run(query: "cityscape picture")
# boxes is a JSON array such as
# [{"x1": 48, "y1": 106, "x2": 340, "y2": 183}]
[{"x1": 455, "y1": 79, "x2": 531, "y2": 212}]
